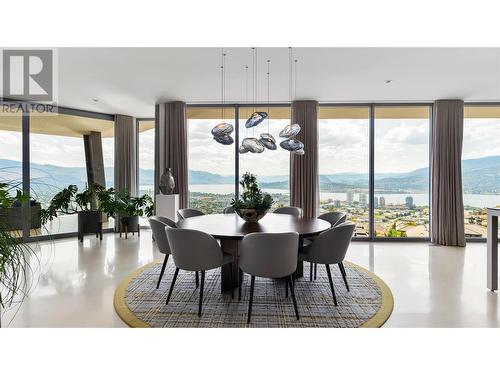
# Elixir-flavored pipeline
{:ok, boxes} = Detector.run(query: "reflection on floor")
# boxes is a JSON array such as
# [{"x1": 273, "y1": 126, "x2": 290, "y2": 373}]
[{"x1": 3, "y1": 231, "x2": 499, "y2": 327}]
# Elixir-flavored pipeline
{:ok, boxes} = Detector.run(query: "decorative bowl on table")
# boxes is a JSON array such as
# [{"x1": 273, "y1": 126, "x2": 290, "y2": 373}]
[{"x1": 235, "y1": 208, "x2": 268, "y2": 223}]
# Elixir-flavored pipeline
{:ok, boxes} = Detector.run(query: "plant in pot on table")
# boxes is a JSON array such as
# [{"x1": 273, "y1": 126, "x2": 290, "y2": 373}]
[
  {"x1": 110, "y1": 190, "x2": 154, "y2": 239},
  {"x1": 231, "y1": 172, "x2": 273, "y2": 223},
  {"x1": 41, "y1": 184, "x2": 112, "y2": 242}
]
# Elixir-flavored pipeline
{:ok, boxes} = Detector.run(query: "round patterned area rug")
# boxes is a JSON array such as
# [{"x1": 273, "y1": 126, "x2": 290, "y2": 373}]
[{"x1": 114, "y1": 260, "x2": 393, "y2": 328}]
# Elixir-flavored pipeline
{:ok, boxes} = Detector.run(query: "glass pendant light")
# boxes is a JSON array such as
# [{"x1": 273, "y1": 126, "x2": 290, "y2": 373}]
[
  {"x1": 279, "y1": 123, "x2": 300, "y2": 138},
  {"x1": 212, "y1": 49, "x2": 234, "y2": 145},
  {"x1": 242, "y1": 137, "x2": 265, "y2": 153}
]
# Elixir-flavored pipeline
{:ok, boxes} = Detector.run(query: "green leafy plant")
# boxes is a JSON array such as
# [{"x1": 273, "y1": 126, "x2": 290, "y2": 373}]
[
  {"x1": 40, "y1": 184, "x2": 112, "y2": 224},
  {"x1": 231, "y1": 172, "x2": 273, "y2": 212},
  {"x1": 0, "y1": 181, "x2": 37, "y2": 327},
  {"x1": 110, "y1": 190, "x2": 154, "y2": 223},
  {"x1": 96, "y1": 187, "x2": 117, "y2": 218}
]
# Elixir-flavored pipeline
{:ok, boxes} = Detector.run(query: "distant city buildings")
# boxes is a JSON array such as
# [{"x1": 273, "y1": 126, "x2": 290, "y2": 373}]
[
  {"x1": 346, "y1": 191, "x2": 354, "y2": 205},
  {"x1": 374, "y1": 197, "x2": 379, "y2": 209},
  {"x1": 359, "y1": 193, "x2": 367, "y2": 207},
  {"x1": 379, "y1": 196, "x2": 386, "y2": 208},
  {"x1": 405, "y1": 196, "x2": 414, "y2": 209},
  {"x1": 334, "y1": 199, "x2": 341, "y2": 208}
]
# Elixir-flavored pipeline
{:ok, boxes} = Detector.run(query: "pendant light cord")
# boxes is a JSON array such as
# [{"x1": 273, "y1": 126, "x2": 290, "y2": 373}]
[
  {"x1": 289, "y1": 47, "x2": 292, "y2": 103},
  {"x1": 295, "y1": 58, "x2": 298, "y2": 101},
  {"x1": 267, "y1": 59, "x2": 270, "y2": 134},
  {"x1": 254, "y1": 48, "x2": 258, "y2": 138},
  {"x1": 245, "y1": 65, "x2": 248, "y2": 138},
  {"x1": 220, "y1": 48, "x2": 225, "y2": 122}
]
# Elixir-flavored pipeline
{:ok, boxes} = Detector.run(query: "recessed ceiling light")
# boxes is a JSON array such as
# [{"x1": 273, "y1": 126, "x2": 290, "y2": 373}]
[
  {"x1": 384, "y1": 80, "x2": 393, "y2": 84},
  {"x1": 92, "y1": 99, "x2": 99, "y2": 102}
]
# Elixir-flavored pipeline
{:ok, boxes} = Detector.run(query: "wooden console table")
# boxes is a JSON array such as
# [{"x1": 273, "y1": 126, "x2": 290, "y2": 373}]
[{"x1": 487, "y1": 208, "x2": 500, "y2": 291}]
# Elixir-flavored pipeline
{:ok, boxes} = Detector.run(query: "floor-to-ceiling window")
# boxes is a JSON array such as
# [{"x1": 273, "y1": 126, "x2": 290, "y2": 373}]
[
  {"x1": 187, "y1": 107, "x2": 236, "y2": 213},
  {"x1": 462, "y1": 105, "x2": 500, "y2": 239},
  {"x1": 318, "y1": 106, "x2": 370, "y2": 237},
  {"x1": 138, "y1": 120, "x2": 155, "y2": 197},
  {"x1": 238, "y1": 106, "x2": 291, "y2": 209},
  {"x1": 0, "y1": 107, "x2": 23, "y2": 238},
  {"x1": 30, "y1": 112, "x2": 115, "y2": 236},
  {"x1": 374, "y1": 106, "x2": 430, "y2": 238}
]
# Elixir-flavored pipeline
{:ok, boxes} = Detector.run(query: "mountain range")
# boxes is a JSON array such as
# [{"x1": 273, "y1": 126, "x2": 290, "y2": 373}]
[{"x1": 1, "y1": 155, "x2": 499, "y2": 194}]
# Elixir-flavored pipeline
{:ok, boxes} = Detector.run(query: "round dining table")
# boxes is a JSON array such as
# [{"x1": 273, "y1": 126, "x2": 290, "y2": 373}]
[{"x1": 177, "y1": 213, "x2": 330, "y2": 293}]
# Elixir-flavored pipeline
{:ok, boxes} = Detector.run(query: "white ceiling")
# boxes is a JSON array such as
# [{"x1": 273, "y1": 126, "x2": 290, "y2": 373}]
[{"x1": 54, "y1": 48, "x2": 500, "y2": 118}]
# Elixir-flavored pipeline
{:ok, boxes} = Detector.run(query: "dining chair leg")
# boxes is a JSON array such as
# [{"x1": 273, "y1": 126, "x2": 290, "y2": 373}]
[
  {"x1": 195, "y1": 271, "x2": 199, "y2": 289},
  {"x1": 288, "y1": 275, "x2": 300, "y2": 320},
  {"x1": 314, "y1": 263, "x2": 317, "y2": 280},
  {"x1": 325, "y1": 264, "x2": 338, "y2": 306},
  {"x1": 229, "y1": 262, "x2": 234, "y2": 299},
  {"x1": 198, "y1": 270, "x2": 205, "y2": 317},
  {"x1": 247, "y1": 275, "x2": 256, "y2": 324},
  {"x1": 338, "y1": 262, "x2": 350, "y2": 291},
  {"x1": 238, "y1": 269, "x2": 243, "y2": 301},
  {"x1": 156, "y1": 254, "x2": 169, "y2": 289},
  {"x1": 309, "y1": 263, "x2": 313, "y2": 281},
  {"x1": 285, "y1": 278, "x2": 289, "y2": 298},
  {"x1": 166, "y1": 267, "x2": 180, "y2": 305}
]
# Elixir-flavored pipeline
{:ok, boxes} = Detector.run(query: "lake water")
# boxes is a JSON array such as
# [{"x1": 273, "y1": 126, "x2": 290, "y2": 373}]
[{"x1": 139, "y1": 184, "x2": 500, "y2": 208}]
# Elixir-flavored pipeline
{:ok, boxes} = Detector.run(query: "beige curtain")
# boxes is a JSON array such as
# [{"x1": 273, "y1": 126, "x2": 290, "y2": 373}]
[
  {"x1": 114, "y1": 114, "x2": 137, "y2": 195},
  {"x1": 431, "y1": 100, "x2": 465, "y2": 246},
  {"x1": 155, "y1": 101, "x2": 188, "y2": 208},
  {"x1": 289, "y1": 100, "x2": 319, "y2": 218}
]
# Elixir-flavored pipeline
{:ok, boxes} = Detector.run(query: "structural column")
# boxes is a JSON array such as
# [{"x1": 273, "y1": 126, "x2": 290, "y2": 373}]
[{"x1": 84, "y1": 131, "x2": 106, "y2": 209}]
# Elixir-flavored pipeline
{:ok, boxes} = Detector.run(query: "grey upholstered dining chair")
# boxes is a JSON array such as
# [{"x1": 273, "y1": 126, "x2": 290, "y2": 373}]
[
  {"x1": 149, "y1": 216, "x2": 201, "y2": 290},
  {"x1": 239, "y1": 232, "x2": 300, "y2": 324},
  {"x1": 223, "y1": 206, "x2": 235, "y2": 214},
  {"x1": 318, "y1": 212, "x2": 347, "y2": 227},
  {"x1": 148, "y1": 216, "x2": 178, "y2": 289},
  {"x1": 309, "y1": 211, "x2": 347, "y2": 280},
  {"x1": 299, "y1": 222, "x2": 355, "y2": 306},
  {"x1": 274, "y1": 206, "x2": 303, "y2": 217},
  {"x1": 165, "y1": 227, "x2": 235, "y2": 317},
  {"x1": 177, "y1": 208, "x2": 204, "y2": 220}
]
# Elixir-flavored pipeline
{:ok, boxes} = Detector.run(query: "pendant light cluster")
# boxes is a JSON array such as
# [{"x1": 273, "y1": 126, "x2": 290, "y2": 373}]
[
  {"x1": 279, "y1": 49, "x2": 304, "y2": 155},
  {"x1": 211, "y1": 49, "x2": 234, "y2": 145},
  {"x1": 212, "y1": 47, "x2": 303, "y2": 156}
]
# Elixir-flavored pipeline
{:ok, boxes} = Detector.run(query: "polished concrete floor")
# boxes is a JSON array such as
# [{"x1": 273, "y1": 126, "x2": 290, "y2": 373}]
[{"x1": 3, "y1": 230, "x2": 499, "y2": 327}]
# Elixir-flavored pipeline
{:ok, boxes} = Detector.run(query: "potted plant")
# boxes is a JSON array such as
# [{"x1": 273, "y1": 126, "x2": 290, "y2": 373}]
[
  {"x1": 231, "y1": 172, "x2": 273, "y2": 223},
  {"x1": 108, "y1": 190, "x2": 154, "y2": 239},
  {"x1": 41, "y1": 184, "x2": 112, "y2": 242},
  {"x1": 0, "y1": 181, "x2": 36, "y2": 327}
]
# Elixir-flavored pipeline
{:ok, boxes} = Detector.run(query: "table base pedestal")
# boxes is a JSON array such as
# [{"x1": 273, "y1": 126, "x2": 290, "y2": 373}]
[{"x1": 220, "y1": 239, "x2": 239, "y2": 293}]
